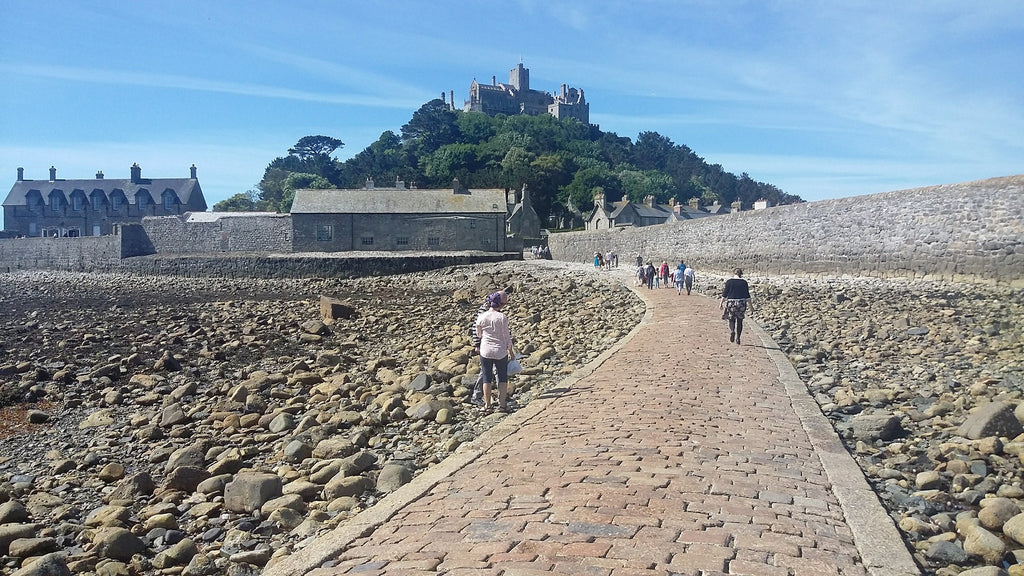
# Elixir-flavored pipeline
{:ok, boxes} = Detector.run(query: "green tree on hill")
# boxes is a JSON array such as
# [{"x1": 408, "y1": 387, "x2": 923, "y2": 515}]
[{"x1": 251, "y1": 100, "x2": 802, "y2": 225}]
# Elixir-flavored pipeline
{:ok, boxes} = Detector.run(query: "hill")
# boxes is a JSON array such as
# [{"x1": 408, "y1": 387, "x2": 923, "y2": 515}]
[{"x1": 219, "y1": 99, "x2": 803, "y2": 227}]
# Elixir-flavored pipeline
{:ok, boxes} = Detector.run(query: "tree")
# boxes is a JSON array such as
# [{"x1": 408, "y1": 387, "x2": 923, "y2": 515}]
[
  {"x1": 402, "y1": 99, "x2": 460, "y2": 156},
  {"x1": 213, "y1": 191, "x2": 259, "y2": 212},
  {"x1": 288, "y1": 135, "x2": 344, "y2": 159}
]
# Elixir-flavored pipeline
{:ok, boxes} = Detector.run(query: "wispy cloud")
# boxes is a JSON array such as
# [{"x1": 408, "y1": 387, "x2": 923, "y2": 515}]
[{"x1": 1, "y1": 62, "x2": 423, "y2": 109}]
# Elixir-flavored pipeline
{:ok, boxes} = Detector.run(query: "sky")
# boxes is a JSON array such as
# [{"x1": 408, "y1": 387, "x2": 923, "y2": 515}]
[{"x1": 1, "y1": 0, "x2": 1022, "y2": 224}]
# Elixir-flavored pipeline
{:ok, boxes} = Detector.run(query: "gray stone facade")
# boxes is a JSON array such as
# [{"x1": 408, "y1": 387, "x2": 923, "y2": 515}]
[
  {"x1": 2, "y1": 164, "x2": 207, "y2": 237},
  {"x1": 290, "y1": 183, "x2": 508, "y2": 253},
  {"x1": 548, "y1": 175, "x2": 1024, "y2": 286}
]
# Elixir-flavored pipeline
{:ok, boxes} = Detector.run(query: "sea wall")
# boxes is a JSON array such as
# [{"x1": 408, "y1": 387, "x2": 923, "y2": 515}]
[{"x1": 548, "y1": 175, "x2": 1024, "y2": 286}]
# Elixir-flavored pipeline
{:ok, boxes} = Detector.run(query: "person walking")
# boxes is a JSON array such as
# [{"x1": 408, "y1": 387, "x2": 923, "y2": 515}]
[
  {"x1": 659, "y1": 261, "x2": 670, "y2": 288},
  {"x1": 720, "y1": 268, "x2": 754, "y2": 345},
  {"x1": 674, "y1": 262, "x2": 686, "y2": 294},
  {"x1": 644, "y1": 262, "x2": 656, "y2": 290},
  {"x1": 683, "y1": 263, "x2": 695, "y2": 295},
  {"x1": 468, "y1": 286, "x2": 513, "y2": 405},
  {"x1": 475, "y1": 291, "x2": 514, "y2": 413}
]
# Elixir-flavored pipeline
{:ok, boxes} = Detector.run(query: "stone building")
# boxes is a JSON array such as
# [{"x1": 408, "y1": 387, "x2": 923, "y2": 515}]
[
  {"x1": 465, "y1": 63, "x2": 590, "y2": 124},
  {"x1": 2, "y1": 164, "x2": 207, "y2": 237},
  {"x1": 586, "y1": 192, "x2": 710, "y2": 230},
  {"x1": 290, "y1": 179, "x2": 509, "y2": 252}
]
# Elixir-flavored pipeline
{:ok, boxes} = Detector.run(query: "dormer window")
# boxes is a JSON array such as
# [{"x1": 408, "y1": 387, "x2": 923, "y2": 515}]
[{"x1": 162, "y1": 190, "x2": 178, "y2": 211}]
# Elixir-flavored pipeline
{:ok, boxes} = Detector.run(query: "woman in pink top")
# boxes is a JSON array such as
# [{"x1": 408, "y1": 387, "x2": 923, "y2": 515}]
[{"x1": 475, "y1": 291, "x2": 514, "y2": 413}]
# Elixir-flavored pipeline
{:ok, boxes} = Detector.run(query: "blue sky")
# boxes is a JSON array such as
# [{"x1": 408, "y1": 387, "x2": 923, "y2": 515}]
[{"x1": 2, "y1": 0, "x2": 1021, "y2": 219}]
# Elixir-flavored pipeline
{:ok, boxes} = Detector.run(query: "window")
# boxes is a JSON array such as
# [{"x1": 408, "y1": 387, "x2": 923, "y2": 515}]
[
  {"x1": 71, "y1": 195, "x2": 84, "y2": 211},
  {"x1": 316, "y1": 225, "x2": 333, "y2": 241},
  {"x1": 396, "y1": 237, "x2": 409, "y2": 246},
  {"x1": 136, "y1": 191, "x2": 152, "y2": 211},
  {"x1": 427, "y1": 237, "x2": 440, "y2": 246},
  {"x1": 469, "y1": 220, "x2": 476, "y2": 229},
  {"x1": 162, "y1": 190, "x2": 178, "y2": 211},
  {"x1": 361, "y1": 236, "x2": 374, "y2": 246},
  {"x1": 91, "y1": 193, "x2": 104, "y2": 211},
  {"x1": 111, "y1": 194, "x2": 124, "y2": 212}
]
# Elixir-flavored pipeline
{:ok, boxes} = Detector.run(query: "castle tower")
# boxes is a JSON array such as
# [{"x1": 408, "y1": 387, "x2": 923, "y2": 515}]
[{"x1": 510, "y1": 63, "x2": 529, "y2": 91}]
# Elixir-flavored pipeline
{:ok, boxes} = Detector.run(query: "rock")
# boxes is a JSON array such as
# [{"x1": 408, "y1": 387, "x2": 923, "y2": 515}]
[
  {"x1": 10, "y1": 552, "x2": 72, "y2": 576},
  {"x1": 224, "y1": 472, "x2": 282, "y2": 513},
  {"x1": 376, "y1": 463, "x2": 414, "y2": 493},
  {"x1": 0, "y1": 500, "x2": 31, "y2": 523},
  {"x1": 916, "y1": 470, "x2": 944, "y2": 490},
  {"x1": 324, "y1": 475, "x2": 372, "y2": 500},
  {"x1": 164, "y1": 466, "x2": 211, "y2": 492},
  {"x1": 962, "y1": 524, "x2": 1007, "y2": 564},
  {"x1": 159, "y1": 402, "x2": 189, "y2": 427},
  {"x1": 978, "y1": 497, "x2": 1020, "y2": 530},
  {"x1": 105, "y1": 472, "x2": 155, "y2": 502},
  {"x1": 152, "y1": 538, "x2": 198, "y2": 569},
  {"x1": 0, "y1": 523, "x2": 41, "y2": 554},
  {"x1": 1002, "y1": 513, "x2": 1024, "y2": 545},
  {"x1": 89, "y1": 527, "x2": 147, "y2": 561},
  {"x1": 959, "y1": 402, "x2": 1024, "y2": 440},
  {"x1": 9, "y1": 536, "x2": 58, "y2": 557},
  {"x1": 850, "y1": 414, "x2": 904, "y2": 441},
  {"x1": 924, "y1": 539, "x2": 969, "y2": 564},
  {"x1": 84, "y1": 505, "x2": 131, "y2": 527},
  {"x1": 320, "y1": 296, "x2": 357, "y2": 321}
]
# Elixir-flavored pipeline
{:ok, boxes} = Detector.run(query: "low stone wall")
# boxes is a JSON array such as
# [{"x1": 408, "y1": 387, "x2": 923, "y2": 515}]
[
  {"x1": 548, "y1": 175, "x2": 1024, "y2": 286},
  {"x1": 0, "y1": 235, "x2": 123, "y2": 272},
  {"x1": 116, "y1": 252, "x2": 521, "y2": 278}
]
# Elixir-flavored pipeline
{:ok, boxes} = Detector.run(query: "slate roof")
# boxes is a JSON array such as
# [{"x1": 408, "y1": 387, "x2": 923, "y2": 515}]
[
  {"x1": 3, "y1": 177, "x2": 205, "y2": 209},
  {"x1": 290, "y1": 188, "x2": 508, "y2": 215}
]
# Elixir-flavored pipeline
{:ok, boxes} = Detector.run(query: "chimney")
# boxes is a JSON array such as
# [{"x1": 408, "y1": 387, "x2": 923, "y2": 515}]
[
  {"x1": 644, "y1": 195, "x2": 655, "y2": 207},
  {"x1": 731, "y1": 200, "x2": 742, "y2": 213},
  {"x1": 365, "y1": 176, "x2": 374, "y2": 189},
  {"x1": 130, "y1": 163, "x2": 142, "y2": 183},
  {"x1": 453, "y1": 177, "x2": 468, "y2": 194},
  {"x1": 441, "y1": 91, "x2": 446, "y2": 104},
  {"x1": 49, "y1": 166, "x2": 57, "y2": 181},
  {"x1": 450, "y1": 90, "x2": 454, "y2": 109},
  {"x1": 190, "y1": 164, "x2": 197, "y2": 179},
  {"x1": 96, "y1": 171, "x2": 104, "y2": 179},
  {"x1": 492, "y1": 75, "x2": 496, "y2": 86},
  {"x1": 17, "y1": 167, "x2": 24, "y2": 181},
  {"x1": 689, "y1": 197, "x2": 701, "y2": 211}
]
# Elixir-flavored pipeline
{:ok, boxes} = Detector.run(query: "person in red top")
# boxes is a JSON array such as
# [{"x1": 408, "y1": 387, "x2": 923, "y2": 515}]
[{"x1": 475, "y1": 291, "x2": 514, "y2": 413}]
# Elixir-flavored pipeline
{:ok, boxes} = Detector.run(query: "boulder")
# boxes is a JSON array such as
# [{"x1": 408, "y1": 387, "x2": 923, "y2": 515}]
[
  {"x1": 224, "y1": 472, "x2": 282, "y2": 513},
  {"x1": 959, "y1": 402, "x2": 1023, "y2": 440}
]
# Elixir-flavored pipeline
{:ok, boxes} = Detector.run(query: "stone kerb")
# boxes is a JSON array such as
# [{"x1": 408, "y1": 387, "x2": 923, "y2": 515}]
[{"x1": 547, "y1": 175, "x2": 1023, "y2": 285}]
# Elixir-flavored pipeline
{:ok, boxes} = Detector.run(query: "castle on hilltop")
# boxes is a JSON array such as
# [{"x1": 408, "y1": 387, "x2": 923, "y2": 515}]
[{"x1": 462, "y1": 63, "x2": 590, "y2": 124}]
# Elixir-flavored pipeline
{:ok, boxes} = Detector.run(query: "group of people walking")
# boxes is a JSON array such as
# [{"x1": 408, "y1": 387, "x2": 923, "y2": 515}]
[{"x1": 635, "y1": 259, "x2": 695, "y2": 295}]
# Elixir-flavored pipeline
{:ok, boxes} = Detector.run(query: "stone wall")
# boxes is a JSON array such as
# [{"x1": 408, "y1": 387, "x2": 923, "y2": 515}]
[
  {"x1": 142, "y1": 213, "x2": 292, "y2": 254},
  {"x1": 116, "y1": 252, "x2": 519, "y2": 279},
  {"x1": 0, "y1": 235, "x2": 124, "y2": 272},
  {"x1": 548, "y1": 175, "x2": 1024, "y2": 286}
]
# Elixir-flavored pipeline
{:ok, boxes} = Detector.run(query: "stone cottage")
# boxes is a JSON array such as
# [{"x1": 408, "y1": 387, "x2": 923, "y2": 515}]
[
  {"x1": 2, "y1": 164, "x2": 207, "y2": 238},
  {"x1": 290, "y1": 179, "x2": 509, "y2": 252},
  {"x1": 586, "y1": 192, "x2": 710, "y2": 231}
]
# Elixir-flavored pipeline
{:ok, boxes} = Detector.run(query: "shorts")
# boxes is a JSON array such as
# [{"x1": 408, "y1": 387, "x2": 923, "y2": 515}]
[{"x1": 480, "y1": 356, "x2": 509, "y2": 384}]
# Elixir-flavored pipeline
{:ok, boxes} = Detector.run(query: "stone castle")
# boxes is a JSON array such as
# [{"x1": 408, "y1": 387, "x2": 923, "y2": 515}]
[{"x1": 459, "y1": 63, "x2": 590, "y2": 124}]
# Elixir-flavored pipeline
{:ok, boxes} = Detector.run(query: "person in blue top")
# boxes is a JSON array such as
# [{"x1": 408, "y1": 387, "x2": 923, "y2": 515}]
[{"x1": 720, "y1": 268, "x2": 754, "y2": 345}]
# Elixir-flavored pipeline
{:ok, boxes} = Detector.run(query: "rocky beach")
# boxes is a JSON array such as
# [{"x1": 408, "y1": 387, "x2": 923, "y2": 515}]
[{"x1": 0, "y1": 260, "x2": 1022, "y2": 576}]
